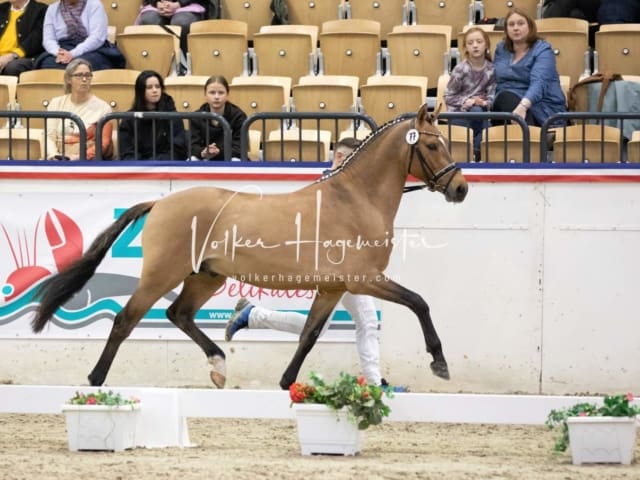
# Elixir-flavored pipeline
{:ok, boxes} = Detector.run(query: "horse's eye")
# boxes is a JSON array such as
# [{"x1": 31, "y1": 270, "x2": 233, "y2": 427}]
[{"x1": 427, "y1": 143, "x2": 438, "y2": 151}]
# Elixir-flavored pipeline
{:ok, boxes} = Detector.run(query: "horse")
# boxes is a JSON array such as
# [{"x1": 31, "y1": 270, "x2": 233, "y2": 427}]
[{"x1": 31, "y1": 103, "x2": 468, "y2": 390}]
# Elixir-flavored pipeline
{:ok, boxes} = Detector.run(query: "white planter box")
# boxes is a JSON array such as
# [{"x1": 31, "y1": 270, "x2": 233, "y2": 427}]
[
  {"x1": 293, "y1": 403, "x2": 363, "y2": 456},
  {"x1": 62, "y1": 404, "x2": 140, "y2": 452},
  {"x1": 567, "y1": 416, "x2": 638, "y2": 465}
]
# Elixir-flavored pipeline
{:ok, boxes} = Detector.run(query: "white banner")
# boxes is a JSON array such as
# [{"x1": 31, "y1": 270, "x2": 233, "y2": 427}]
[{"x1": 0, "y1": 192, "x2": 365, "y2": 341}]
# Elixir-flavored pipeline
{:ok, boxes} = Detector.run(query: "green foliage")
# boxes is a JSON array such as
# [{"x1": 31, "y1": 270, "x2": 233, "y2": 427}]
[
  {"x1": 68, "y1": 389, "x2": 140, "y2": 406},
  {"x1": 545, "y1": 393, "x2": 640, "y2": 453},
  {"x1": 289, "y1": 371, "x2": 393, "y2": 430}
]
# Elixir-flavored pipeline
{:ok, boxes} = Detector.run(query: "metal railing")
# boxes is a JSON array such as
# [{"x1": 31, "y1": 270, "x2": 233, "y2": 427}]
[
  {"x1": 0, "y1": 111, "x2": 86, "y2": 160},
  {"x1": 95, "y1": 111, "x2": 232, "y2": 161}
]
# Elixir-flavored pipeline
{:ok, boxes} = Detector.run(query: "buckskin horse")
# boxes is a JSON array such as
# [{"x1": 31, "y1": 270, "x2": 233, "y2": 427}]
[{"x1": 32, "y1": 104, "x2": 468, "y2": 389}]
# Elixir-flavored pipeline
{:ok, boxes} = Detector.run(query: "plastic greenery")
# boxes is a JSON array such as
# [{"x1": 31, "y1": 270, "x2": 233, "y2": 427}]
[
  {"x1": 67, "y1": 389, "x2": 140, "y2": 406},
  {"x1": 289, "y1": 371, "x2": 393, "y2": 430},
  {"x1": 546, "y1": 393, "x2": 640, "y2": 452}
]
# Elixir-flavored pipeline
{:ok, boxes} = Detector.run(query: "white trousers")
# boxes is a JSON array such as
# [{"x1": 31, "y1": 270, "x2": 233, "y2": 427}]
[{"x1": 248, "y1": 293, "x2": 381, "y2": 385}]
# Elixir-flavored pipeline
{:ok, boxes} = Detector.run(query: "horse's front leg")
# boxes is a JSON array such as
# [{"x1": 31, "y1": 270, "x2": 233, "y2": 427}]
[
  {"x1": 355, "y1": 276, "x2": 449, "y2": 380},
  {"x1": 279, "y1": 290, "x2": 343, "y2": 389}
]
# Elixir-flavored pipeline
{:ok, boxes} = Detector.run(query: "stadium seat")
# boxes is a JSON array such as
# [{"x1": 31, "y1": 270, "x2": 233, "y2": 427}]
[
  {"x1": 437, "y1": 123, "x2": 475, "y2": 162},
  {"x1": 408, "y1": 0, "x2": 475, "y2": 43},
  {"x1": 117, "y1": 25, "x2": 181, "y2": 77},
  {"x1": 594, "y1": 24, "x2": 640, "y2": 77},
  {"x1": 319, "y1": 19, "x2": 382, "y2": 86},
  {"x1": 386, "y1": 24, "x2": 451, "y2": 83},
  {"x1": 187, "y1": 19, "x2": 249, "y2": 78},
  {"x1": 292, "y1": 74, "x2": 359, "y2": 140},
  {"x1": 163, "y1": 75, "x2": 210, "y2": 129},
  {"x1": 287, "y1": 0, "x2": 346, "y2": 29},
  {"x1": 16, "y1": 70, "x2": 66, "y2": 129},
  {"x1": 627, "y1": 130, "x2": 640, "y2": 163},
  {"x1": 252, "y1": 25, "x2": 318, "y2": 85},
  {"x1": 220, "y1": 0, "x2": 273, "y2": 42},
  {"x1": 480, "y1": 124, "x2": 542, "y2": 163},
  {"x1": 552, "y1": 124, "x2": 622, "y2": 163},
  {"x1": 345, "y1": 0, "x2": 410, "y2": 41},
  {"x1": 536, "y1": 17, "x2": 590, "y2": 87},
  {"x1": 0, "y1": 127, "x2": 46, "y2": 160},
  {"x1": 263, "y1": 128, "x2": 331, "y2": 162},
  {"x1": 359, "y1": 74, "x2": 428, "y2": 125},
  {"x1": 101, "y1": 0, "x2": 142, "y2": 35},
  {"x1": 480, "y1": 0, "x2": 542, "y2": 21},
  {"x1": 91, "y1": 69, "x2": 140, "y2": 113}
]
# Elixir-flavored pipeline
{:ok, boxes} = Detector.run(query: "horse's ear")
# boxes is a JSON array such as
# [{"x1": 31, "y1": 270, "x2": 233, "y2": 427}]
[
  {"x1": 416, "y1": 103, "x2": 429, "y2": 126},
  {"x1": 432, "y1": 103, "x2": 442, "y2": 120}
]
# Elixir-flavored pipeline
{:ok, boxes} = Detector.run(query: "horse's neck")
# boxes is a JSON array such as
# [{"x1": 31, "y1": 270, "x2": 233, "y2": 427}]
[{"x1": 333, "y1": 126, "x2": 409, "y2": 216}]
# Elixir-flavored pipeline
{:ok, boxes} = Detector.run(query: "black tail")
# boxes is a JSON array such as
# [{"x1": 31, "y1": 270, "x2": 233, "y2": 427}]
[{"x1": 31, "y1": 201, "x2": 155, "y2": 333}]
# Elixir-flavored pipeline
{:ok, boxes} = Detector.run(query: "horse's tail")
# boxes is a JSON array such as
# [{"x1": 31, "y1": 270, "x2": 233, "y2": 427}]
[{"x1": 31, "y1": 201, "x2": 156, "y2": 333}]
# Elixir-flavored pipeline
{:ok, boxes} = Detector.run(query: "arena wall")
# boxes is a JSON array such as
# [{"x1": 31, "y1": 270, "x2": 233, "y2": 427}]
[{"x1": 1, "y1": 164, "x2": 638, "y2": 395}]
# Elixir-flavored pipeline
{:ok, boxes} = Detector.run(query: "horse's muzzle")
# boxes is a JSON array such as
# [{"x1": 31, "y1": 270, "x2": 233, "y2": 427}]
[{"x1": 445, "y1": 173, "x2": 469, "y2": 203}]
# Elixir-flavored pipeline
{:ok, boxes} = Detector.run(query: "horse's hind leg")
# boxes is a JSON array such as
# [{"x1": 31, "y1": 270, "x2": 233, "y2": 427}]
[
  {"x1": 88, "y1": 286, "x2": 167, "y2": 386},
  {"x1": 166, "y1": 271, "x2": 227, "y2": 388},
  {"x1": 280, "y1": 290, "x2": 343, "y2": 389},
  {"x1": 356, "y1": 277, "x2": 449, "y2": 380}
]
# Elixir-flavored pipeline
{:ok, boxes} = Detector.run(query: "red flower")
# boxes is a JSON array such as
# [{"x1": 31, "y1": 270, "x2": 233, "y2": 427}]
[
  {"x1": 289, "y1": 383, "x2": 308, "y2": 403},
  {"x1": 627, "y1": 392, "x2": 634, "y2": 402},
  {"x1": 357, "y1": 376, "x2": 366, "y2": 386},
  {"x1": 86, "y1": 396, "x2": 97, "y2": 405},
  {"x1": 578, "y1": 411, "x2": 587, "y2": 416},
  {"x1": 362, "y1": 391, "x2": 370, "y2": 398}
]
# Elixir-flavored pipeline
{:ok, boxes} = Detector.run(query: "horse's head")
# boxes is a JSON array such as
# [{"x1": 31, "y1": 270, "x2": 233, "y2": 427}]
[{"x1": 406, "y1": 104, "x2": 468, "y2": 203}]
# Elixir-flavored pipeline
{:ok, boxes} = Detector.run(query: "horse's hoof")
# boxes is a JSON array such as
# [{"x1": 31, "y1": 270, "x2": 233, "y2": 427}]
[
  {"x1": 208, "y1": 355, "x2": 226, "y2": 389},
  {"x1": 430, "y1": 360, "x2": 450, "y2": 380}
]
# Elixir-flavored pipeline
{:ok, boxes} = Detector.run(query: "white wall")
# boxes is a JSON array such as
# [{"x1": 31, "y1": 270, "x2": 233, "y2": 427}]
[{"x1": 1, "y1": 165, "x2": 638, "y2": 395}]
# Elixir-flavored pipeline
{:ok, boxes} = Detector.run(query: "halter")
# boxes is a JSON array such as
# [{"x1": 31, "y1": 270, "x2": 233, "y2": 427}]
[{"x1": 403, "y1": 123, "x2": 460, "y2": 194}]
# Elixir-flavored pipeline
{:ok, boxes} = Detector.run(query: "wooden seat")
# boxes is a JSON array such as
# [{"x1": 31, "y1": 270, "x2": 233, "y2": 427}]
[
  {"x1": 480, "y1": 124, "x2": 542, "y2": 163},
  {"x1": 18, "y1": 69, "x2": 65, "y2": 84},
  {"x1": 627, "y1": 130, "x2": 640, "y2": 163},
  {"x1": 90, "y1": 69, "x2": 140, "y2": 112},
  {"x1": 229, "y1": 75, "x2": 292, "y2": 144},
  {"x1": 559, "y1": 75, "x2": 570, "y2": 105},
  {"x1": 480, "y1": 0, "x2": 542, "y2": 21},
  {"x1": 0, "y1": 128, "x2": 46, "y2": 160},
  {"x1": 346, "y1": 0, "x2": 410, "y2": 41},
  {"x1": 288, "y1": 0, "x2": 346, "y2": 30},
  {"x1": 386, "y1": 24, "x2": 451, "y2": 83},
  {"x1": 187, "y1": 19, "x2": 249, "y2": 78},
  {"x1": 263, "y1": 128, "x2": 331, "y2": 162},
  {"x1": 437, "y1": 123, "x2": 475, "y2": 162},
  {"x1": 594, "y1": 24, "x2": 640, "y2": 77},
  {"x1": 117, "y1": 25, "x2": 182, "y2": 77},
  {"x1": 252, "y1": 25, "x2": 318, "y2": 85},
  {"x1": 409, "y1": 0, "x2": 475, "y2": 42},
  {"x1": 535, "y1": 18, "x2": 590, "y2": 87},
  {"x1": 292, "y1": 74, "x2": 359, "y2": 141},
  {"x1": 359, "y1": 74, "x2": 428, "y2": 125},
  {"x1": 435, "y1": 73, "x2": 450, "y2": 112},
  {"x1": 552, "y1": 124, "x2": 622, "y2": 163},
  {"x1": 319, "y1": 19, "x2": 382, "y2": 86},
  {"x1": 16, "y1": 71, "x2": 65, "y2": 128},
  {"x1": 0, "y1": 76, "x2": 18, "y2": 111},
  {"x1": 220, "y1": 0, "x2": 273, "y2": 41},
  {"x1": 163, "y1": 75, "x2": 210, "y2": 129},
  {"x1": 101, "y1": 0, "x2": 141, "y2": 35}
]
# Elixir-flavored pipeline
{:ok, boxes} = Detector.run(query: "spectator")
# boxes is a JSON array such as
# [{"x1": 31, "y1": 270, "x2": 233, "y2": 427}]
[
  {"x1": 492, "y1": 7, "x2": 566, "y2": 127},
  {"x1": 541, "y1": 0, "x2": 600, "y2": 22},
  {"x1": 190, "y1": 75, "x2": 246, "y2": 161},
  {"x1": 45, "y1": 58, "x2": 113, "y2": 160},
  {"x1": 224, "y1": 137, "x2": 407, "y2": 391},
  {"x1": 444, "y1": 27, "x2": 496, "y2": 161},
  {"x1": 37, "y1": 0, "x2": 125, "y2": 71},
  {"x1": 118, "y1": 70, "x2": 188, "y2": 160},
  {"x1": 597, "y1": 0, "x2": 640, "y2": 23},
  {"x1": 137, "y1": 0, "x2": 208, "y2": 61},
  {"x1": 0, "y1": 0, "x2": 48, "y2": 76}
]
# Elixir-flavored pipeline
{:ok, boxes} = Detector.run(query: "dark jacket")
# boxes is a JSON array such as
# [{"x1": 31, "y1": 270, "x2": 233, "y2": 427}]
[
  {"x1": 118, "y1": 95, "x2": 188, "y2": 161},
  {"x1": 0, "y1": 0, "x2": 48, "y2": 58},
  {"x1": 190, "y1": 101, "x2": 247, "y2": 160}
]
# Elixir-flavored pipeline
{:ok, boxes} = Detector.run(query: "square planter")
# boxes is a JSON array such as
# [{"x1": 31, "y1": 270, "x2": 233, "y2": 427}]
[
  {"x1": 62, "y1": 404, "x2": 140, "y2": 452},
  {"x1": 293, "y1": 403, "x2": 363, "y2": 456},
  {"x1": 567, "y1": 416, "x2": 638, "y2": 465}
]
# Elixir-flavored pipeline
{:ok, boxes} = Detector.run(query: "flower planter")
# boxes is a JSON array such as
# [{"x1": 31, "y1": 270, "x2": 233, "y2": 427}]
[
  {"x1": 62, "y1": 404, "x2": 140, "y2": 452},
  {"x1": 567, "y1": 416, "x2": 638, "y2": 465},
  {"x1": 293, "y1": 403, "x2": 363, "y2": 456}
]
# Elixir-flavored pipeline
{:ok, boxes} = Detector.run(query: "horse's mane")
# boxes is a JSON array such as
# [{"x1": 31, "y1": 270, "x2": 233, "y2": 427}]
[{"x1": 315, "y1": 116, "x2": 409, "y2": 184}]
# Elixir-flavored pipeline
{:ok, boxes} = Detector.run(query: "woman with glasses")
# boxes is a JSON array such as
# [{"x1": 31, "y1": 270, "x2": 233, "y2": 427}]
[
  {"x1": 36, "y1": 0, "x2": 124, "y2": 70},
  {"x1": 45, "y1": 58, "x2": 113, "y2": 160}
]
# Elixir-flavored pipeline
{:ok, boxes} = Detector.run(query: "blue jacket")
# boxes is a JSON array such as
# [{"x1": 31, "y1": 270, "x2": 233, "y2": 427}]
[{"x1": 494, "y1": 39, "x2": 567, "y2": 126}]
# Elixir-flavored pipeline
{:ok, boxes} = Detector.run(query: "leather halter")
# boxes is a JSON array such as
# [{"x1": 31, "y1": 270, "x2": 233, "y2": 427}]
[{"x1": 403, "y1": 123, "x2": 460, "y2": 194}]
